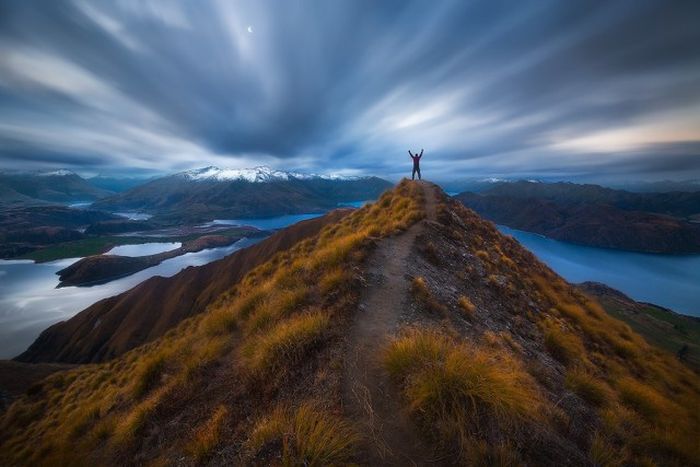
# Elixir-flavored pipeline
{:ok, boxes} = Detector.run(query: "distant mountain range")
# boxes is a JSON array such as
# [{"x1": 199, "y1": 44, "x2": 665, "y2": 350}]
[
  {"x1": 0, "y1": 170, "x2": 112, "y2": 205},
  {"x1": 456, "y1": 181, "x2": 700, "y2": 254},
  {"x1": 86, "y1": 175, "x2": 153, "y2": 193},
  {"x1": 92, "y1": 166, "x2": 392, "y2": 222}
]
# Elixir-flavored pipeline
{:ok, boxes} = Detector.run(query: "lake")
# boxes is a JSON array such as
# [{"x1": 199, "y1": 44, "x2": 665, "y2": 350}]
[
  {"x1": 114, "y1": 211, "x2": 153, "y2": 220},
  {"x1": 208, "y1": 213, "x2": 323, "y2": 230},
  {"x1": 0, "y1": 209, "x2": 353, "y2": 359},
  {"x1": 105, "y1": 242, "x2": 181, "y2": 256},
  {"x1": 7, "y1": 207, "x2": 696, "y2": 360},
  {"x1": 499, "y1": 226, "x2": 700, "y2": 318},
  {"x1": 207, "y1": 201, "x2": 372, "y2": 229},
  {"x1": 0, "y1": 238, "x2": 259, "y2": 359}
]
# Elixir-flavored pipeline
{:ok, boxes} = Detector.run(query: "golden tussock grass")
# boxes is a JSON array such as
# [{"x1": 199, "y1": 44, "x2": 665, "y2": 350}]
[
  {"x1": 242, "y1": 310, "x2": 330, "y2": 376},
  {"x1": 384, "y1": 329, "x2": 540, "y2": 459},
  {"x1": 132, "y1": 354, "x2": 166, "y2": 398},
  {"x1": 411, "y1": 276, "x2": 447, "y2": 315},
  {"x1": 531, "y1": 276, "x2": 700, "y2": 464},
  {"x1": 475, "y1": 249, "x2": 490, "y2": 262},
  {"x1": 462, "y1": 439, "x2": 522, "y2": 467},
  {"x1": 245, "y1": 286, "x2": 308, "y2": 334},
  {"x1": 616, "y1": 378, "x2": 674, "y2": 422},
  {"x1": 541, "y1": 320, "x2": 586, "y2": 367},
  {"x1": 0, "y1": 182, "x2": 429, "y2": 464},
  {"x1": 246, "y1": 403, "x2": 359, "y2": 466},
  {"x1": 186, "y1": 405, "x2": 228, "y2": 461},
  {"x1": 589, "y1": 432, "x2": 628, "y2": 467},
  {"x1": 457, "y1": 295, "x2": 476, "y2": 319},
  {"x1": 564, "y1": 368, "x2": 610, "y2": 407}
]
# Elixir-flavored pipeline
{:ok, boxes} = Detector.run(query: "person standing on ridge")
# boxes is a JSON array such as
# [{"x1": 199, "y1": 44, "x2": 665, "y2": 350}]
[{"x1": 409, "y1": 149, "x2": 423, "y2": 180}]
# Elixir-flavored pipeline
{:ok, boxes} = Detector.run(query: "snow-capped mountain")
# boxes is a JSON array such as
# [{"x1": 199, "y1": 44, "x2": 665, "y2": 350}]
[
  {"x1": 36, "y1": 169, "x2": 78, "y2": 177},
  {"x1": 178, "y1": 166, "x2": 360, "y2": 183},
  {"x1": 93, "y1": 167, "x2": 392, "y2": 222}
]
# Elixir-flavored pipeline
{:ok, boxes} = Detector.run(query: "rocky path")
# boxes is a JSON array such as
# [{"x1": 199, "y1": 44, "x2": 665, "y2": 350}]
[{"x1": 343, "y1": 181, "x2": 439, "y2": 466}]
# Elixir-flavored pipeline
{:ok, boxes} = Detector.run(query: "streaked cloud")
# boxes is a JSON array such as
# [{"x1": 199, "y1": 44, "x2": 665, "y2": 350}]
[{"x1": 0, "y1": 0, "x2": 698, "y2": 181}]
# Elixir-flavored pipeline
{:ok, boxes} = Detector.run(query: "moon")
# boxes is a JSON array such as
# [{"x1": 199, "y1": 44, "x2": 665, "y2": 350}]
[{"x1": 247, "y1": 26, "x2": 253, "y2": 33}]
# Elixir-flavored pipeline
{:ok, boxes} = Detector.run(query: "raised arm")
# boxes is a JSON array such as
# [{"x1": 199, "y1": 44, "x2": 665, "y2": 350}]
[
  {"x1": 408, "y1": 150, "x2": 413, "y2": 157},
  {"x1": 419, "y1": 149, "x2": 423, "y2": 158}
]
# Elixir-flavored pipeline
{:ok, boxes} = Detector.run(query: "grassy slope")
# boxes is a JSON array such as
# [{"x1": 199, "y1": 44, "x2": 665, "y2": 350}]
[
  {"x1": 1, "y1": 182, "x2": 699, "y2": 466},
  {"x1": 0, "y1": 181, "x2": 424, "y2": 466},
  {"x1": 582, "y1": 284, "x2": 700, "y2": 372}
]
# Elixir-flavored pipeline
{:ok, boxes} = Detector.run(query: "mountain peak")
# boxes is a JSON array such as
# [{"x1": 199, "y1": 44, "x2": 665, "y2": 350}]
[
  {"x1": 178, "y1": 165, "x2": 361, "y2": 182},
  {"x1": 0, "y1": 168, "x2": 78, "y2": 177},
  {"x1": 36, "y1": 169, "x2": 77, "y2": 177}
]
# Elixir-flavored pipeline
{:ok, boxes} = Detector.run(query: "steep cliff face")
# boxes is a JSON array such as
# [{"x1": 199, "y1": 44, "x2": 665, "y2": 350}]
[{"x1": 2, "y1": 182, "x2": 698, "y2": 466}]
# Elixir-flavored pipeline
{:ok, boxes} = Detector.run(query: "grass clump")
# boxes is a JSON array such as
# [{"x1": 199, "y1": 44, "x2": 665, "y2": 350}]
[
  {"x1": 186, "y1": 405, "x2": 229, "y2": 461},
  {"x1": 243, "y1": 310, "x2": 329, "y2": 376},
  {"x1": 132, "y1": 354, "x2": 166, "y2": 398},
  {"x1": 565, "y1": 369, "x2": 609, "y2": 407},
  {"x1": 457, "y1": 295, "x2": 476, "y2": 319},
  {"x1": 384, "y1": 329, "x2": 539, "y2": 458},
  {"x1": 245, "y1": 286, "x2": 308, "y2": 333},
  {"x1": 411, "y1": 276, "x2": 447, "y2": 315},
  {"x1": 542, "y1": 321, "x2": 585, "y2": 366},
  {"x1": 247, "y1": 403, "x2": 359, "y2": 466},
  {"x1": 616, "y1": 378, "x2": 671, "y2": 421}
]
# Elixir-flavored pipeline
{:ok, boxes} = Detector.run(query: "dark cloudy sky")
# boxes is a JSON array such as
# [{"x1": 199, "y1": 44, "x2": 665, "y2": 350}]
[{"x1": 0, "y1": 0, "x2": 699, "y2": 181}]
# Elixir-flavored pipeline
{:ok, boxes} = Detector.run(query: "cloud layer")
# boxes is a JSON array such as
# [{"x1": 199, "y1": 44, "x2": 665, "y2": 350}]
[{"x1": 1, "y1": 0, "x2": 699, "y2": 180}]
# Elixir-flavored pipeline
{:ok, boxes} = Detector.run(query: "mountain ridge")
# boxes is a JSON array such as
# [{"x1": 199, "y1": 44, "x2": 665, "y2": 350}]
[
  {"x1": 456, "y1": 180, "x2": 700, "y2": 253},
  {"x1": 2, "y1": 181, "x2": 698, "y2": 466},
  {"x1": 92, "y1": 168, "x2": 392, "y2": 222}
]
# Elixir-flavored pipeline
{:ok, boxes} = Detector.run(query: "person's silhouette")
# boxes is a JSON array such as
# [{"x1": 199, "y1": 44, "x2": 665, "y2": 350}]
[{"x1": 409, "y1": 149, "x2": 423, "y2": 180}]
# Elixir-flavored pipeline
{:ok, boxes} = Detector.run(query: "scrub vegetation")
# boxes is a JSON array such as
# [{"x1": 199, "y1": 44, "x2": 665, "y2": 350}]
[
  {"x1": 2, "y1": 181, "x2": 699, "y2": 466},
  {"x1": 0, "y1": 180, "x2": 424, "y2": 465}
]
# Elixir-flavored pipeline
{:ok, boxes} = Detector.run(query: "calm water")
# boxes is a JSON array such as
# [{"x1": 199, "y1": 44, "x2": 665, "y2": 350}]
[
  {"x1": 0, "y1": 238, "x2": 259, "y2": 358},
  {"x1": 499, "y1": 226, "x2": 700, "y2": 317},
  {"x1": 0, "y1": 210, "x2": 336, "y2": 359},
  {"x1": 337, "y1": 200, "x2": 371, "y2": 208},
  {"x1": 208, "y1": 213, "x2": 323, "y2": 230},
  {"x1": 114, "y1": 211, "x2": 152, "y2": 220},
  {"x1": 105, "y1": 242, "x2": 181, "y2": 256}
]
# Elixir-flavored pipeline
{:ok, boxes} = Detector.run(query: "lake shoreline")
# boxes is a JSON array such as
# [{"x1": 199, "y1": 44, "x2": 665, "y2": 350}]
[{"x1": 499, "y1": 225, "x2": 700, "y2": 317}]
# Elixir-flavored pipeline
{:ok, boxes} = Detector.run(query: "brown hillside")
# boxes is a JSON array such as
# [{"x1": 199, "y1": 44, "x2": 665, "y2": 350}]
[
  {"x1": 16, "y1": 209, "x2": 350, "y2": 364},
  {"x1": 1, "y1": 181, "x2": 698, "y2": 466}
]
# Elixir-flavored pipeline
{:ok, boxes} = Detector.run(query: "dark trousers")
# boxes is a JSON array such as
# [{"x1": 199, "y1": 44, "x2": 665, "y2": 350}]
[{"x1": 412, "y1": 167, "x2": 421, "y2": 180}]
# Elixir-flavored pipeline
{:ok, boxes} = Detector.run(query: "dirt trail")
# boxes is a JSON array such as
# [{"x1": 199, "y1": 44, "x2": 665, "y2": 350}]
[{"x1": 343, "y1": 181, "x2": 439, "y2": 466}]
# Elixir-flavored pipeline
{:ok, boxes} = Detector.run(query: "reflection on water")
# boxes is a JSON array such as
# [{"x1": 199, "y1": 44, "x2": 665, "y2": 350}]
[
  {"x1": 208, "y1": 213, "x2": 323, "y2": 230},
  {"x1": 105, "y1": 242, "x2": 181, "y2": 256},
  {"x1": 114, "y1": 211, "x2": 152, "y2": 220},
  {"x1": 499, "y1": 226, "x2": 700, "y2": 317},
  {"x1": 337, "y1": 200, "x2": 371, "y2": 208},
  {"x1": 1, "y1": 211, "x2": 334, "y2": 359},
  {"x1": 67, "y1": 201, "x2": 93, "y2": 209},
  {"x1": 0, "y1": 238, "x2": 258, "y2": 358}
]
